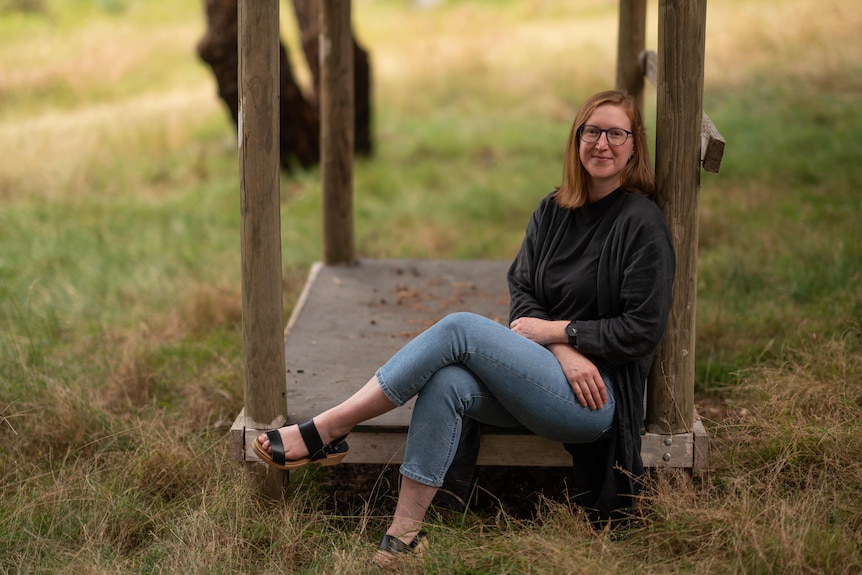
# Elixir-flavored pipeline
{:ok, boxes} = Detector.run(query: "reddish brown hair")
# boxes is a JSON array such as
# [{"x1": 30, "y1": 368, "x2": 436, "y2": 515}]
[{"x1": 554, "y1": 90, "x2": 655, "y2": 209}]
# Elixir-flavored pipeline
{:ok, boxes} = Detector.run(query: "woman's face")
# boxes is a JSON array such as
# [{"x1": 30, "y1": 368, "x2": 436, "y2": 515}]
[{"x1": 578, "y1": 104, "x2": 635, "y2": 193}]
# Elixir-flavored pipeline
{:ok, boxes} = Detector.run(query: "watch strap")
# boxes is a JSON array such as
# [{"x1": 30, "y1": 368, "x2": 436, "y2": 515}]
[{"x1": 566, "y1": 321, "x2": 578, "y2": 347}]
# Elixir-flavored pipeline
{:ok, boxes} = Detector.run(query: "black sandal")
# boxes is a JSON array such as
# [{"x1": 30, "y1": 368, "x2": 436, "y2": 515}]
[
  {"x1": 253, "y1": 419, "x2": 348, "y2": 470},
  {"x1": 372, "y1": 531, "x2": 428, "y2": 567}
]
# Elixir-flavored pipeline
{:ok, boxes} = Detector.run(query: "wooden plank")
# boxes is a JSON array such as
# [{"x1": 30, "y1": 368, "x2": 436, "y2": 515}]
[
  {"x1": 282, "y1": 259, "x2": 511, "y2": 427},
  {"x1": 700, "y1": 113, "x2": 726, "y2": 174},
  {"x1": 229, "y1": 407, "x2": 247, "y2": 463},
  {"x1": 233, "y1": 425, "x2": 573, "y2": 467},
  {"x1": 692, "y1": 417, "x2": 709, "y2": 469},
  {"x1": 232, "y1": 415, "x2": 707, "y2": 469},
  {"x1": 640, "y1": 49, "x2": 658, "y2": 88},
  {"x1": 284, "y1": 261, "x2": 323, "y2": 335},
  {"x1": 640, "y1": 422, "x2": 707, "y2": 468}
]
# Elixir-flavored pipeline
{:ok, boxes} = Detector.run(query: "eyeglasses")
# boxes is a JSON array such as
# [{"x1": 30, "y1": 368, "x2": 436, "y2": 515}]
[{"x1": 577, "y1": 125, "x2": 633, "y2": 147}]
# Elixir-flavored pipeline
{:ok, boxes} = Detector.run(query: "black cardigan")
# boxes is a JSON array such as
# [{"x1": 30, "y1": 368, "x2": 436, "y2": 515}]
[{"x1": 507, "y1": 189, "x2": 676, "y2": 521}]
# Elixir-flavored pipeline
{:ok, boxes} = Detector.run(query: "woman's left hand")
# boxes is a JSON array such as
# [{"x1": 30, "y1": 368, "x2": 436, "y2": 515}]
[
  {"x1": 548, "y1": 343, "x2": 608, "y2": 410},
  {"x1": 509, "y1": 317, "x2": 567, "y2": 346}
]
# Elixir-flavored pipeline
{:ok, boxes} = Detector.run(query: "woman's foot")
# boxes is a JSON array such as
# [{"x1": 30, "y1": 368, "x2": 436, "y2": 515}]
[
  {"x1": 255, "y1": 423, "x2": 308, "y2": 460},
  {"x1": 253, "y1": 419, "x2": 349, "y2": 470},
  {"x1": 371, "y1": 531, "x2": 428, "y2": 567}
]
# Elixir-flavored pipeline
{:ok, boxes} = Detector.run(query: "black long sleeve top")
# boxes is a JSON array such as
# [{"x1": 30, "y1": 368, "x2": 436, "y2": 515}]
[{"x1": 507, "y1": 188, "x2": 676, "y2": 520}]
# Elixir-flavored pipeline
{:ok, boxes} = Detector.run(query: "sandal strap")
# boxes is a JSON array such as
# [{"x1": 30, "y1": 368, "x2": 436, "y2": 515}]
[
  {"x1": 378, "y1": 531, "x2": 427, "y2": 554},
  {"x1": 264, "y1": 429, "x2": 286, "y2": 466},
  {"x1": 264, "y1": 420, "x2": 345, "y2": 466},
  {"x1": 297, "y1": 420, "x2": 326, "y2": 461}
]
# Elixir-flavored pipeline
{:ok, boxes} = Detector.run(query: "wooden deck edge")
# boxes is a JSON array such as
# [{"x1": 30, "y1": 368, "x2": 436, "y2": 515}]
[
  {"x1": 692, "y1": 417, "x2": 709, "y2": 469},
  {"x1": 229, "y1": 413, "x2": 710, "y2": 469},
  {"x1": 229, "y1": 408, "x2": 275, "y2": 464},
  {"x1": 228, "y1": 408, "x2": 247, "y2": 463},
  {"x1": 284, "y1": 261, "x2": 323, "y2": 337}
]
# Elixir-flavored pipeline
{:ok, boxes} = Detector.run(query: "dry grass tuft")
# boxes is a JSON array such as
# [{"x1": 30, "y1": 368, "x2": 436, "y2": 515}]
[
  {"x1": 180, "y1": 283, "x2": 243, "y2": 335},
  {"x1": 95, "y1": 282, "x2": 241, "y2": 414},
  {"x1": 100, "y1": 334, "x2": 159, "y2": 415},
  {"x1": 14, "y1": 377, "x2": 109, "y2": 461},
  {"x1": 630, "y1": 329, "x2": 862, "y2": 573}
]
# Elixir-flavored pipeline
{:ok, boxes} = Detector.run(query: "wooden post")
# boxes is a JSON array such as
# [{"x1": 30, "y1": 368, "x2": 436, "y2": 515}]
[
  {"x1": 639, "y1": 50, "x2": 725, "y2": 175},
  {"x1": 238, "y1": 0, "x2": 289, "y2": 495},
  {"x1": 647, "y1": 0, "x2": 707, "y2": 434},
  {"x1": 320, "y1": 0, "x2": 356, "y2": 265},
  {"x1": 616, "y1": 0, "x2": 647, "y2": 110}
]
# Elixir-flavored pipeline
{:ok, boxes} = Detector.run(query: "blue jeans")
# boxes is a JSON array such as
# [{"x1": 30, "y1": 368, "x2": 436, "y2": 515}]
[{"x1": 375, "y1": 312, "x2": 615, "y2": 488}]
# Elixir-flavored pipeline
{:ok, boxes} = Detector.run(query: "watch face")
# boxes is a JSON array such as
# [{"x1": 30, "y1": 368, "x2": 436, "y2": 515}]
[{"x1": 566, "y1": 324, "x2": 577, "y2": 337}]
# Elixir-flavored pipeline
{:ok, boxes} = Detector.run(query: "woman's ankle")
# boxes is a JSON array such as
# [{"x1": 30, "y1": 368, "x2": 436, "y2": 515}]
[
  {"x1": 311, "y1": 415, "x2": 350, "y2": 445},
  {"x1": 385, "y1": 523, "x2": 423, "y2": 545}
]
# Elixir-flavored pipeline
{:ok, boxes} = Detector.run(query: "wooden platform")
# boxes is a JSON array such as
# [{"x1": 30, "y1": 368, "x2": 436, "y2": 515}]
[{"x1": 230, "y1": 259, "x2": 707, "y2": 469}]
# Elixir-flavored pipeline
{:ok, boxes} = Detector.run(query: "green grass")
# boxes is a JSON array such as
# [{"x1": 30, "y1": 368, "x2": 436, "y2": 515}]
[
  {"x1": 2, "y1": 0, "x2": 862, "y2": 573},
  {"x1": 695, "y1": 80, "x2": 862, "y2": 388}
]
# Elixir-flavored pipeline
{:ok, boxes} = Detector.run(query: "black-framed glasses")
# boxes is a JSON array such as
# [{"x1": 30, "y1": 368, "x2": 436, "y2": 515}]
[{"x1": 577, "y1": 125, "x2": 633, "y2": 147}]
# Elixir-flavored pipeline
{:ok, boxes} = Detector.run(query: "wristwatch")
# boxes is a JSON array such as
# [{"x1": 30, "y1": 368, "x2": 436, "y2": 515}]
[{"x1": 565, "y1": 321, "x2": 578, "y2": 348}]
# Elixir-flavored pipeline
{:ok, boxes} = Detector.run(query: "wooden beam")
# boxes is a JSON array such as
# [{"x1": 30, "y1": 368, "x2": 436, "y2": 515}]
[
  {"x1": 320, "y1": 0, "x2": 356, "y2": 265},
  {"x1": 640, "y1": 48, "x2": 659, "y2": 88},
  {"x1": 642, "y1": 50, "x2": 725, "y2": 173},
  {"x1": 699, "y1": 113, "x2": 725, "y2": 174},
  {"x1": 231, "y1": 410, "x2": 709, "y2": 469},
  {"x1": 616, "y1": 0, "x2": 647, "y2": 110},
  {"x1": 238, "y1": 0, "x2": 289, "y2": 493},
  {"x1": 647, "y1": 0, "x2": 708, "y2": 435}
]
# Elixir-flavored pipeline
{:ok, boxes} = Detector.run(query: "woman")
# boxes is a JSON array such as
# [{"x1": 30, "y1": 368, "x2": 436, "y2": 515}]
[{"x1": 254, "y1": 90, "x2": 675, "y2": 560}]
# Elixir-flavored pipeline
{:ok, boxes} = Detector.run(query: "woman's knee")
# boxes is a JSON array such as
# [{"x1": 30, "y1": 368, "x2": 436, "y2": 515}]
[
  {"x1": 434, "y1": 311, "x2": 498, "y2": 339},
  {"x1": 437, "y1": 311, "x2": 481, "y2": 329}
]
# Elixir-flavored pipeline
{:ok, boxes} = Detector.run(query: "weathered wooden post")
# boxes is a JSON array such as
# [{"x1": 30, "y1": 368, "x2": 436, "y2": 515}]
[
  {"x1": 616, "y1": 0, "x2": 647, "y2": 109},
  {"x1": 648, "y1": 0, "x2": 708, "y2": 435},
  {"x1": 238, "y1": 0, "x2": 289, "y2": 496},
  {"x1": 320, "y1": 0, "x2": 356, "y2": 265}
]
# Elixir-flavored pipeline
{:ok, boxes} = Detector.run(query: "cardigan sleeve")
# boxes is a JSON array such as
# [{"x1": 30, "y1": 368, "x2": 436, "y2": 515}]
[{"x1": 576, "y1": 199, "x2": 676, "y2": 365}]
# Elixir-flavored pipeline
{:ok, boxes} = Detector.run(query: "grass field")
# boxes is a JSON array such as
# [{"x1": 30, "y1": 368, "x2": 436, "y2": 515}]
[{"x1": 1, "y1": 0, "x2": 861, "y2": 573}]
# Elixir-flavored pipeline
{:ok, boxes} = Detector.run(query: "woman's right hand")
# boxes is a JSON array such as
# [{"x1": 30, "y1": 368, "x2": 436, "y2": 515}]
[
  {"x1": 509, "y1": 316, "x2": 568, "y2": 346},
  {"x1": 548, "y1": 343, "x2": 608, "y2": 410}
]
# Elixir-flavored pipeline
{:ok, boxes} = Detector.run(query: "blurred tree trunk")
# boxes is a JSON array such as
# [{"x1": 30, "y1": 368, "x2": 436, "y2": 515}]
[{"x1": 197, "y1": 0, "x2": 372, "y2": 172}]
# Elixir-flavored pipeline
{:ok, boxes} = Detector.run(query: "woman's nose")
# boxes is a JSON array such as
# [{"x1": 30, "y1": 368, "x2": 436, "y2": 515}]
[{"x1": 594, "y1": 132, "x2": 610, "y2": 149}]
